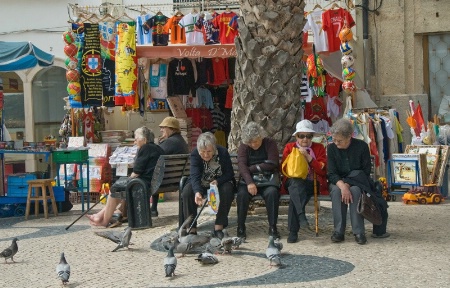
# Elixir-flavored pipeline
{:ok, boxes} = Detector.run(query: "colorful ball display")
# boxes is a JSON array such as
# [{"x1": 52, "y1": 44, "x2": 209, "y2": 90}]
[
  {"x1": 340, "y1": 42, "x2": 353, "y2": 55},
  {"x1": 65, "y1": 57, "x2": 78, "y2": 70},
  {"x1": 67, "y1": 82, "x2": 81, "y2": 95},
  {"x1": 342, "y1": 67, "x2": 356, "y2": 81},
  {"x1": 66, "y1": 70, "x2": 80, "y2": 82},
  {"x1": 342, "y1": 80, "x2": 356, "y2": 93},
  {"x1": 64, "y1": 44, "x2": 78, "y2": 57},
  {"x1": 62, "y1": 31, "x2": 75, "y2": 44},
  {"x1": 339, "y1": 27, "x2": 353, "y2": 42},
  {"x1": 341, "y1": 55, "x2": 355, "y2": 68}
]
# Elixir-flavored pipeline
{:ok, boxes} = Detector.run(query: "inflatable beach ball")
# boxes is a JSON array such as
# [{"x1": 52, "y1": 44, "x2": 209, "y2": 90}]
[
  {"x1": 65, "y1": 57, "x2": 78, "y2": 70},
  {"x1": 62, "y1": 31, "x2": 75, "y2": 44},
  {"x1": 339, "y1": 27, "x2": 353, "y2": 42},
  {"x1": 66, "y1": 70, "x2": 80, "y2": 82},
  {"x1": 67, "y1": 82, "x2": 81, "y2": 95},
  {"x1": 64, "y1": 44, "x2": 78, "y2": 57},
  {"x1": 341, "y1": 55, "x2": 355, "y2": 68},
  {"x1": 342, "y1": 67, "x2": 356, "y2": 81},
  {"x1": 342, "y1": 80, "x2": 356, "y2": 93},
  {"x1": 340, "y1": 42, "x2": 353, "y2": 55}
]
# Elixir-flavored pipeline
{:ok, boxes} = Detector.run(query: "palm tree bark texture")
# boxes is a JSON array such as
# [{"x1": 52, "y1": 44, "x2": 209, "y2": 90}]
[{"x1": 229, "y1": 0, "x2": 306, "y2": 153}]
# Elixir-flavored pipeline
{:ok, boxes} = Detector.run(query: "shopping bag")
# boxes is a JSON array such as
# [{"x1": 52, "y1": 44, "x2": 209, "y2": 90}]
[
  {"x1": 281, "y1": 148, "x2": 308, "y2": 179},
  {"x1": 207, "y1": 184, "x2": 220, "y2": 215}
]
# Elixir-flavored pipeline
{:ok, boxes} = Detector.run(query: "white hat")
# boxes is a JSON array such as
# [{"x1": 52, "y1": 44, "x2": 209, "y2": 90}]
[{"x1": 292, "y1": 120, "x2": 316, "y2": 136}]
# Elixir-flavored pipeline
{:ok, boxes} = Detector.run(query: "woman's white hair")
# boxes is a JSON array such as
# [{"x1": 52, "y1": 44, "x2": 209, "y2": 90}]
[
  {"x1": 241, "y1": 122, "x2": 266, "y2": 144},
  {"x1": 135, "y1": 126, "x2": 155, "y2": 143},
  {"x1": 197, "y1": 132, "x2": 217, "y2": 151}
]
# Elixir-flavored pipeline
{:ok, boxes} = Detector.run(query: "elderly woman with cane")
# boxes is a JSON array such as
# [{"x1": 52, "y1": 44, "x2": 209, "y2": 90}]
[{"x1": 181, "y1": 132, "x2": 234, "y2": 240}]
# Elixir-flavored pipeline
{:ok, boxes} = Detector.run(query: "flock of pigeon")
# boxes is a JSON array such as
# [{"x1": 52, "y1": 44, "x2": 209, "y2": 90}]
[
  {"x1": 0, "y1": 217, "x2": 284, "y2": 285},
  {"x1": 160, "y1": 215, "x2": 285, "y2": 278}
]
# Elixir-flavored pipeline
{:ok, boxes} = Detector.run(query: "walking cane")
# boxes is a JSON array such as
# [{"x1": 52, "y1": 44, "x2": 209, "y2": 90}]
[
  {"x1": 186, "y1": 199, "x2": 209, "y2": 234},
  {"x1": 313, "y1": 172, "x2": 319, "y2": 237},
  {"x1": 65, "y1": 194, "x2": 107, "y2": 230}
]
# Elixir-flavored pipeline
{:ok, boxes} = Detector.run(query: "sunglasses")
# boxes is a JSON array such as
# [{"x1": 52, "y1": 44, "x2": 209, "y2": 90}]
[{"x1": 296, "y1": 134, "x2": 314, "y2": 139}]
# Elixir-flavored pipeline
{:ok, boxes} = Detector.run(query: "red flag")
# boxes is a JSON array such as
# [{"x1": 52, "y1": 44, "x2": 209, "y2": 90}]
[{"x1": 413, "y1": 102, "x2": 426, "y2": 135}]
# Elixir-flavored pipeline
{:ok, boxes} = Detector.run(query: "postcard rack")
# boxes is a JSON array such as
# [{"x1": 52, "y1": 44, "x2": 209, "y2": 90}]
[{"x1": 387, "y1": 159, "x2": 420, "y2": 196}]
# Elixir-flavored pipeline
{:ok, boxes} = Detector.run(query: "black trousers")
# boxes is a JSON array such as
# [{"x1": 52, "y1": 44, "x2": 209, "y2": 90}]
[
  {"x1": 286, "y1": 178, "x2": 314, "y2": 232},
  {"x1": 236, "y1": 184, "x2": 279, "y2": 228},
  {"x1": 181, "y1": 181, "x2": 234, "y2": 229}
]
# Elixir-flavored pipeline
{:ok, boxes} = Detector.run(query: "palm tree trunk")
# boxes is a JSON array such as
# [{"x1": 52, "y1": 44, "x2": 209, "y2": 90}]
[{"x1": 229, "y1": 0, "x2": 306, "y2": 153}]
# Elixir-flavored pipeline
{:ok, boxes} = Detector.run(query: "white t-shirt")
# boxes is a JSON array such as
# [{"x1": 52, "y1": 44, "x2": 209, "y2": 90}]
[
  {"x1": 303, "y1": 10, "x2": 329, "y2": 53},
  {"x1": 178, "y1": 13, "x2": 205, "y2": 45}
]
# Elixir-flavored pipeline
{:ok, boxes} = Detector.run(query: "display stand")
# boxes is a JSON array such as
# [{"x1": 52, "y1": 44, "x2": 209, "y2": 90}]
[{"x1": 54, "y1": 159, "x2": 90, "y2": 212}]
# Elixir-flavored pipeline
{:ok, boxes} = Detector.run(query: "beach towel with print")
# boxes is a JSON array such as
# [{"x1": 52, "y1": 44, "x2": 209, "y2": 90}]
[
  {"x1": 115, "y1": 22, "x2": 138, "y2": 107},
  {"x1": 80, "y1": 23, "x2": 103, "y2": 106}
]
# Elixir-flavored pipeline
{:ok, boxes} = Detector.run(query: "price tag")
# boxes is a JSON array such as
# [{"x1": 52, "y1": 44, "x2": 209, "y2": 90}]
[{"x1": 116, "y1": 163, "x2": 128, "y2": 176}]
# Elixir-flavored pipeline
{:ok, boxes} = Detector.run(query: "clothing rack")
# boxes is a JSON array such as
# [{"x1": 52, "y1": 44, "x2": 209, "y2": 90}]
[{"x1": 352, "y1": 106, "x2": 392, "y2": 113}]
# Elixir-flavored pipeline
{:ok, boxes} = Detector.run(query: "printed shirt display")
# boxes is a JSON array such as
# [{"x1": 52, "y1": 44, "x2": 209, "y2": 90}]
[
  {"x1": 213, "y1": 11, "x2": 238, "y2": 44},
  {"x1": 149, "y1": 63, "x2": 168, "y2": 99},
  {"x1": 167, "y1": 58, "x2": 195, "y2": 96},
  {"x1": 145, "y1": 14, "x2": 169, "y2": 46},
  {"x1": 164, "y1": 15, "x2": 186, "y2": 44},
  {"x1": 322, "y1": 8, "x2": 355, "y2": 52},
  {"x1": 178, "y1": 13, "x2": 205, "y2": 45},
  {"x1": 136, "y1": 14, "x2": 153, "y2": 45},
  {"x1": 325, "y1": 74, "x2": 342, "y2": 97},
  {"x1": 303, "y1": 10, "x2": 328, "y2": 53}
]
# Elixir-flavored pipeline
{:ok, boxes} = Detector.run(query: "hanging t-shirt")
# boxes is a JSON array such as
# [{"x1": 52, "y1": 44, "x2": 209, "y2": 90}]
[
  {"x1": 325, "y1": 73, "x2": 342, "y2": 97},
  {"x1": 136, "y1": 13, "x2": 153, "y2": 45},
  {"x1": 144, "y1": 14, "x2": 169, "y2": 46},
  {"x1": 195, "y1": 58, "x2": 214, "y2": 85},
  {"x1": 164, "y1": 15, "x2": 186, "y2": 44},
  {"x1": 303, "y1": 10, "x2": 328, "y2": 53},
  {"x1": 203, "y1": 13, "x2": 219, "y2": 44},
  {"x1": 149, "y1": 63, "x2": 168, "y2": 99},
  {"x1": 209, "y1": 58, "x2": 228, "y2": 86},
  {"x1": 178, "y1": 13, "x2": 205, "y2": 45},
  {"x1": 322, "y1": 8, "x2": 355, "y2": 52},
  {"x1": 167, "y1": 58, "x2": 195, "y2": 96},
  {"x1": 196, "y1": 87, "x2": 214, "y2": 109},
  {"x1": 213, "y1": 11, "x2": 238, "y2": 44}
]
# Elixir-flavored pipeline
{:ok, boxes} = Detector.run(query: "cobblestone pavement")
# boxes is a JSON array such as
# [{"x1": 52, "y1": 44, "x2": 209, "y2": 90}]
[{"x1": 0, "y1": 199, "x2": 449, "y2": 288}]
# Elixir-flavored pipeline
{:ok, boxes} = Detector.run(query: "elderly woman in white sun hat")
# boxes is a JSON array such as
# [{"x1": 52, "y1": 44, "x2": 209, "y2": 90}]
[{"x1": 281, "y1": 119, "x2": 327, "y2": 243}]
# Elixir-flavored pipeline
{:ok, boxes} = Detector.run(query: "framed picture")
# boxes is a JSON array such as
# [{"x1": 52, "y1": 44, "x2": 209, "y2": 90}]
[
  {"x1": 390, "y1": 155, "x2": 422, "y2": 185},
  {"x1": 435, "y1": 146, "x2": 449, "y2": 186},
  {"x1": 405, "y1": 145, "x2": 441, "y2": 185}
]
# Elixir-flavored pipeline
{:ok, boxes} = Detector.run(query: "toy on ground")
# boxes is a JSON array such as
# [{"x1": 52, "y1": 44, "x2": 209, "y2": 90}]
[{"x1": 402, "y1": 185, "x2": 444, "y2": 204}]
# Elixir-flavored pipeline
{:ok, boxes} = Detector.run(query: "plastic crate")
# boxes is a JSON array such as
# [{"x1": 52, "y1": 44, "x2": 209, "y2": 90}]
[
  {"x1": 7, "y1": 173, "x2": 37, "y2": 185},
  {"x1": 7, "y1": 186, "x2": 29, "y2": 197},
  {"x1": 53, "y1": 149, "x2": 89, "y2": 163}
]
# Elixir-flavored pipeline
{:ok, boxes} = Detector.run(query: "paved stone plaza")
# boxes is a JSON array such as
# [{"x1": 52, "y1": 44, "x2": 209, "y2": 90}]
[{"x1": 0, "y1": 198, "x2": 449, "y2": 287}]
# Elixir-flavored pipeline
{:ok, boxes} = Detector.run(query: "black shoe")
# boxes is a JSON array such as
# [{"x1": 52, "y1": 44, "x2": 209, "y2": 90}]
[
  {"x1": 213, "y1": 230, "x2": 225, "y2": 240},
  {"x1": 268, "y1": 226, "x2": 281, "y2": 239},
  {"x1": 237, "y1": 227, "x2": 246, "y2": 238},
  {"x1": 151, "y1": 209, "x2": 158, "y2": 217},
  {"x1": 331, "y1": 232, "x2": 345, "y2": 243},
  {"x1": 355, "y1": 234, "x2": 367, "y2": 245},
  {"x1": 287, "y1": 231, "x2": 298, "y2": 243}
]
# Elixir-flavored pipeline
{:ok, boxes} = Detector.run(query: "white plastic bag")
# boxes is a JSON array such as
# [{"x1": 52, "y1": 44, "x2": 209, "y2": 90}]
[{"x1": 207, "y1": 184, "x2": 220, "y2": 215}]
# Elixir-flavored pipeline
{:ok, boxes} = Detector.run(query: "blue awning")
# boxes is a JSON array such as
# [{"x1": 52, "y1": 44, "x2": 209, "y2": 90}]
[{"x1": 0, "y1": 41, "x2": 54, "y2": 72}]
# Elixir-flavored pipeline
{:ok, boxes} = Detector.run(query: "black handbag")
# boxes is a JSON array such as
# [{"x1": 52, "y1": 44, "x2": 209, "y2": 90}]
[
  {"x1": 357, "y1": 192, "x2": 382, "y2": 225},
  {"x1": 239, "y1": 160, "x2": 280, "y2": 188}
]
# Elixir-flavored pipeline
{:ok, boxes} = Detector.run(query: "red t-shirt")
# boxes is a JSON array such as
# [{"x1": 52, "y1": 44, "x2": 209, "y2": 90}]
[
  {"x1": 322, "y1": 8, "x2": 355, "y2": 52},
  {"x1": 213, "y1": 11, "x2": 238, "y2": 44},
  {"x1": 325, "y1": 74, "x2": 343, "y2": 97},
  {"x1": 209, "y1": 58, "x2": 229, "y2": 86}
]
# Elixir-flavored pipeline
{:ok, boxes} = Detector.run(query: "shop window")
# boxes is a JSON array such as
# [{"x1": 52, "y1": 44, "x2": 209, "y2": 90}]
[
  {"x1": 428, "y1": 34, "x2": 450, "y2": 120},
  {"x1": 32, "y1": 67, "x2": 66, "y2": 142}
]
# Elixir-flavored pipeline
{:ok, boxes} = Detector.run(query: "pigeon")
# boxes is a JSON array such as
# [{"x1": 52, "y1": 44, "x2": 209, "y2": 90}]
[
  {"x1": 95, "y1": 227, "x2": 132, "y2": 252},
  {"x1": 274, "y1": 238, "x2": 283, "y2": 252},
  {"x1": 209, "y1": 237, "x2": 222, "y2": 253},
  {"x1": 220, "y1": 237, "x2": 234, "y2": 255},
  {"x1": 195, "y1": 251, "x2": 219, "y2": 265},
  {"x1": 231, "y1": 236, "x2": 245, "y2": 250},
  {"x1": 0, "y1": 238, "x2": 18, "y2": 263},
  {"x1": 266, "y1": 236, "x2": 282, "y2": 266},
  {"x1": 164, "y1": 245, "x2": 177, "y2": 277},
  {"x1": 56, "y1": 252, "x2": 70, "y2": 286},
  {"x1": 178, "y1": 215, "x2": 210, "y2": 250}
]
